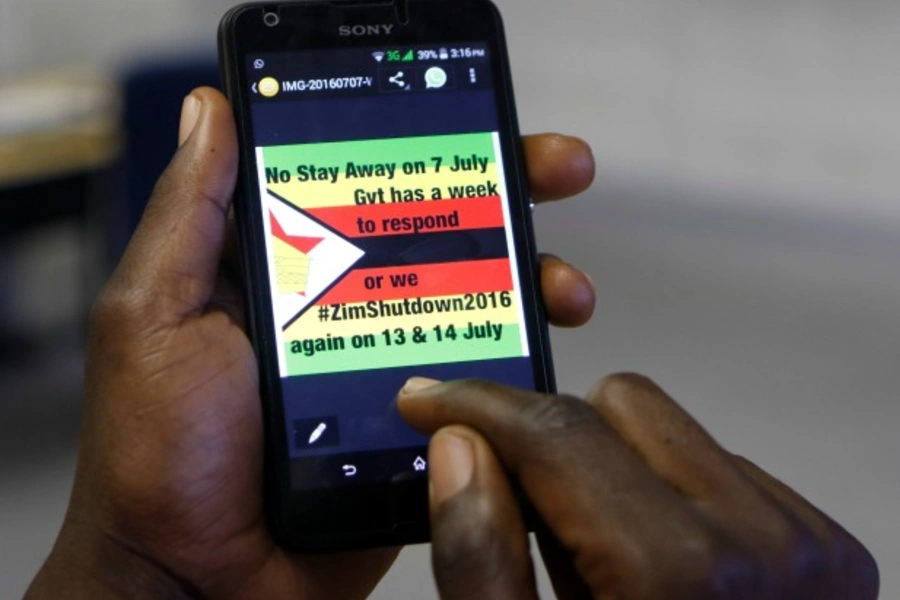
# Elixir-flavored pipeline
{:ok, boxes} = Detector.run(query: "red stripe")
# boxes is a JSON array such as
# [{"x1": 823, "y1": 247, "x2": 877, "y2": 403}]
[
  {"x1": 317, "y1": 259, "x2": 513, "y2": 305},
  {"x1": 307, "y1": 196, "x2": 504, "y2": 238}
]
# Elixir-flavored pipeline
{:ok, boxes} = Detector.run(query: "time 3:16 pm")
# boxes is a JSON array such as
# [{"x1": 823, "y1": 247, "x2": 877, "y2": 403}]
[
  {"x1": 416, "y1": 47, "x2": 487, "y2": 60},
  {"x1": 449, "y1": 47, "x2": 486, "y2": 59}
]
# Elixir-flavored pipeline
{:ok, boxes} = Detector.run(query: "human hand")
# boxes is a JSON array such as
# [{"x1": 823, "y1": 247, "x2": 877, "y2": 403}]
[
  {"x1": 399, "y1": 375, "x2": 880, "y2": 599},
  {"x1": 25, "y1": 87, "x2": 597, "y2": 599}
]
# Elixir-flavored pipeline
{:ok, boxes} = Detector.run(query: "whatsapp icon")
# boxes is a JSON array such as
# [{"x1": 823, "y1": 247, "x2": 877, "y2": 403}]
[{"x1": 424, "y1": 67, "x2": 448, "y2": 89}]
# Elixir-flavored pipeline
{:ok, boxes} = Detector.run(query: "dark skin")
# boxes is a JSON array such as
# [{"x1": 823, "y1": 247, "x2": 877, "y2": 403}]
[
  {"x1": 24, "y1": 88, "x2": 595, "y2": 599},
  {"x1": 25, "y1": 88, "x2": 878, "y2": 599},
  {"x1": 401, "y1": 377, "x2": 881, "y2": 599}
]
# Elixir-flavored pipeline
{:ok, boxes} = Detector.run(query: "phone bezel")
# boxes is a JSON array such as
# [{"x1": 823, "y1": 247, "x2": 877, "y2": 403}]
[{"x1": 219, "y1": 0, "x2": 555, "y2": 551}]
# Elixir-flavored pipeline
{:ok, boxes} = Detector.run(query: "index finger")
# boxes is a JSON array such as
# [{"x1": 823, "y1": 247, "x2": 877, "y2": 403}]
[
  {"x1": 523, "y1": 134, "x2": 595, "y2": 203},
  {"x1": 397, "y1": 378, "x2": 705, "y2": 593}
]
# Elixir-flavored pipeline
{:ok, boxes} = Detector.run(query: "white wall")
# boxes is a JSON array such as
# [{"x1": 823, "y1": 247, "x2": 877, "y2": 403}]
[
  {"x1": 0, "y1": 0, "x2": 227, "y2": 73},
  {"x1": 502, "y1": 0, "x2": 900, "y2": 228},
  {"x1": 3, "y1": 0, "x2": 898, "y2": 229}
]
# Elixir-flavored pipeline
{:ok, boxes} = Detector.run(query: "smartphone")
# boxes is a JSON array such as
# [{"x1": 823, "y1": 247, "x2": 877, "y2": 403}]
[{"x1": 218, "y1": 0, "x2": 554, "y2": 551}]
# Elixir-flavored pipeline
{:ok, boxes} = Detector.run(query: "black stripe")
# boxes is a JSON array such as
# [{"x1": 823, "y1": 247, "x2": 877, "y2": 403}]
[
  {"x1": 268, "y1": 188, "x2": 510, "y2": 269},
  {"x1": 352, "y1": 228, "x2": 509, "y2": 270}
]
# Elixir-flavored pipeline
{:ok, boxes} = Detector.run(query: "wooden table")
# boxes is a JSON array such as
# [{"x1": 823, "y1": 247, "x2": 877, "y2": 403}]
[{"x1": 0, "y1": 69, "x2": 121, "y2": 234}]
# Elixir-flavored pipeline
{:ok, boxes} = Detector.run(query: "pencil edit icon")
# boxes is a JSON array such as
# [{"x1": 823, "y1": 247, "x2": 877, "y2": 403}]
[
  {"x1": 308, "y1": 422, "x2": 328, "y2": 445},
  {"x1": 293, "y1": 417, "x2": 341, "y2": 449}
]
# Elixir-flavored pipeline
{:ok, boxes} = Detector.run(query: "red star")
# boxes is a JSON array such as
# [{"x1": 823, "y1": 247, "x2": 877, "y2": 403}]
[{"x1": 270, "y1": 211, "x2": 324, "y2": 254}]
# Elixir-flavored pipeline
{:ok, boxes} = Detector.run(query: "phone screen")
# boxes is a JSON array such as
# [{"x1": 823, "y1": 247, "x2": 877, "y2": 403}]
[{"x1": 244, "y1": 43, "x2": 543, "y2": 491}]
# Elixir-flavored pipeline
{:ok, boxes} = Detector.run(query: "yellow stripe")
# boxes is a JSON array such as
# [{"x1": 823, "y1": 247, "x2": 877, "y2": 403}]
[
  {"x1": 284, "y1": 297, "x2": 519, "y2": 340},
  {"x1": 269, "y1": 165, "x2": 500, "y2": 209}
]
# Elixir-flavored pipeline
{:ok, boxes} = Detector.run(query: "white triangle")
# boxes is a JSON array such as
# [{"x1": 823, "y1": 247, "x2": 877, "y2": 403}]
[{"x1": 264, "y1": 192, "x2": 365, "y2": 328}]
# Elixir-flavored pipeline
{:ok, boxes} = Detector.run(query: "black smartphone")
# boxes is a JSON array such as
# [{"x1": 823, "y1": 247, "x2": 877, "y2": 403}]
[{"x1": 218, "y1": 0, "x2": 554, "y2": 551}]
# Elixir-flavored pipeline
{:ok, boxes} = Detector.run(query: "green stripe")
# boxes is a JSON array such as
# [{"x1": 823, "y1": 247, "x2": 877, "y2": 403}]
[
  {"x1": 285, "y1": 323, "x2": 523, "y2": 376},
  {"x1": 263, "y1": 133, "x2": 496, "y2": 175}
]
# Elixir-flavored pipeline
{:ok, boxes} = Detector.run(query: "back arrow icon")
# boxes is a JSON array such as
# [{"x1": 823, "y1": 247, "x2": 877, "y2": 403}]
[
  {"x1": 343, "y1": 465, "x2": 357, "y2": 477},
  {"x1": 252, "y1": 82, "x2": 258, "y2": 94}
]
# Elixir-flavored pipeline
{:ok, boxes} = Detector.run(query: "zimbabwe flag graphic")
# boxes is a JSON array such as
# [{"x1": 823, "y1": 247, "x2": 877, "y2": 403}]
[{"x1": 257, "y1": 132, "x2": 530, "y2": 377}]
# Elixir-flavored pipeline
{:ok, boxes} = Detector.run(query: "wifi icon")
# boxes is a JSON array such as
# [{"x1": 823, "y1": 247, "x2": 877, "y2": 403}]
[{"x1": 372, "y1": 51, "x2": 385, "y2": 63}]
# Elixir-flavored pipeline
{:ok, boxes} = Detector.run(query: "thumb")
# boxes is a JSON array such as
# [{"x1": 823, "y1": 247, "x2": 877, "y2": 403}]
[
  {"x1": 113, "y1": 87, "x2": 238, "y2": 320},
  {"x1": 429, "y1": 426, "x2": 539, "y2": 600}
]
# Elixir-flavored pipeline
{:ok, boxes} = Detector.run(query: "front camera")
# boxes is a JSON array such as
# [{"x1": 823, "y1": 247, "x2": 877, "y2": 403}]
[{"x1": 263, "y1": 12, "x2": 280, "y2": 27}]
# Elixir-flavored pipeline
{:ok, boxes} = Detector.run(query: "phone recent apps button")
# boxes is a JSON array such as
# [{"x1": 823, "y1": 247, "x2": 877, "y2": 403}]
[{"x1": 293, "y1": 416, "x2": 340, "y2": 450}]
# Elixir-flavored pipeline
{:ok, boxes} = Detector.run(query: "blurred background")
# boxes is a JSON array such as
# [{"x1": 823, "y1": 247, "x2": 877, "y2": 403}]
[{"x1": 1, "y1": 0, "x2": 898, "y2": 597}]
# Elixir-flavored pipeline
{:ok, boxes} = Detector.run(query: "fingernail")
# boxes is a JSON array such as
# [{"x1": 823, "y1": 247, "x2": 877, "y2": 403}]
[
  {"x1": 402, "y1": 377, "x2": 440, "y2": 395},
  {"x1": 430, "y1": 431, "x2": 475, "y2": 504},
  {"x1": 178, "y1": 94, "x2": 201, "y2": 147}
]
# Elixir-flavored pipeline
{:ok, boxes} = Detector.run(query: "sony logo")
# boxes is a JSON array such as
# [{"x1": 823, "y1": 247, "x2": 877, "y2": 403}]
[{"x1": 339, "y1": 24, "x2": 395, "y2": 36}]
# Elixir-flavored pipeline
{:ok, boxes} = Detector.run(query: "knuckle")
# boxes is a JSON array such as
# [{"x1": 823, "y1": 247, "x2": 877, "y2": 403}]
[
  {"x1": 589, "y1": 372, "x2": 661, "y2": 408},
  {"x1": 730, "y1": 508, "x2": 826, "y2": 593},
  {"x1": 767, "y1": 511, "x2": 809, "y2": 549},
  {"x1": 759, "y1": 511, "x2": 833, "y2": 590},
  {"x1": 708, "y1": 547, "x2": 770, "y2": 598},
  {"x1": 850, "y1": 542, "x2": 881, "y2": 598},
  {"x1": 622, "y1": 531, "x2": 771, "y2": 599},
  {"x1": 775, "y1": 523, "x2": 829, "y2": 591},
  {"x1": 828, "y1": 530, "x2": 881, "y2": 597},
  {"x1": 683, "y1": 534, "x2": 769, "y2": 599},
  {"x1": 520, "y1": 393, "x2": 597, "y2": 436}
]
